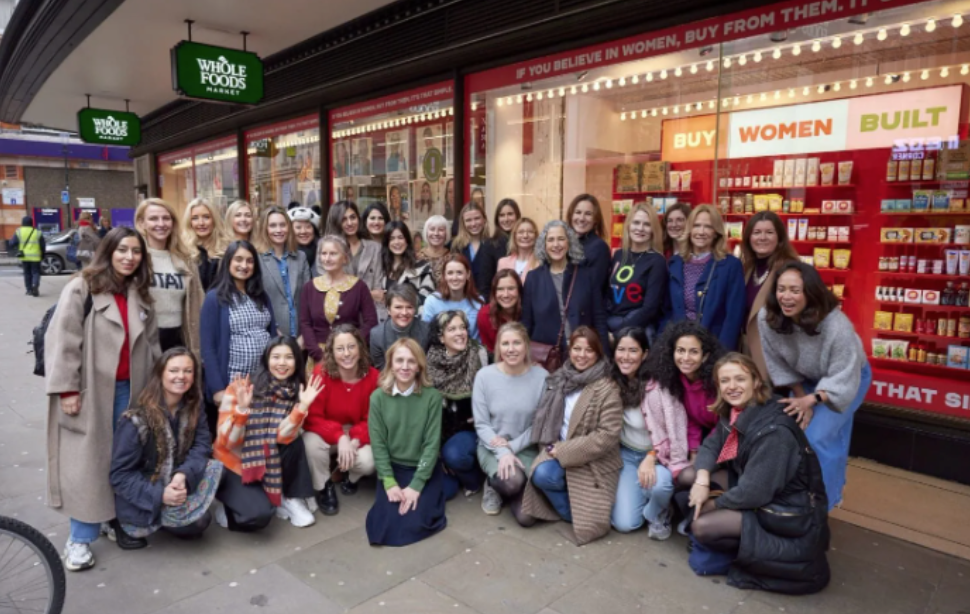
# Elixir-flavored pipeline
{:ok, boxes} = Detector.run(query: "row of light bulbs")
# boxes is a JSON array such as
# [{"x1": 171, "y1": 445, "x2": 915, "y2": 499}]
[
  {"x1": 484, "y1": 14, "x2": 963, "y2": 109},
  {"x1": 244, "y1": 134, "x2": 320, "y2": 155},
  {"x1": 332, "y1": 107, "x2": 454, "y2": 139},
  {"x1": 619, "y1": 62, "x2": 970, "y2": 120}
]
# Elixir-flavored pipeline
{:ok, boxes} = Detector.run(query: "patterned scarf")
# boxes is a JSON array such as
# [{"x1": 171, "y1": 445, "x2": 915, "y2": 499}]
[
  {"x1": 123, "y1": 402, "x2": 197, "y2": 484},
  {"x1": 531, "y1": 359, "x2": 611, "y2": 445},
  {"x1": 241, "y1": 380, "x2": 298, "y2": 506},
  {"x1": 716, "y1": 407, "x2": 744, "y2": 464},
  {"x1": 426, "y1": 343, "x2": 482, "y2": 400}
]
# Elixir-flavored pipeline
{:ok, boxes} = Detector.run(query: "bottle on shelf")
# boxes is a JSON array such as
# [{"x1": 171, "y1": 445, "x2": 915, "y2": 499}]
[
  {"x1": 959, "y1": 282, "x2": 970, "y2": 308},
  {"x1": 942, "y1": 282, "x2": 956, "y2": 306}
]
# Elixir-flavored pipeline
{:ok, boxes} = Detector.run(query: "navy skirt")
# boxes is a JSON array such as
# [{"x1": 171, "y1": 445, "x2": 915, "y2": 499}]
[{"x1": 366, "y1": 462, "x2": 447, "y2": 547}]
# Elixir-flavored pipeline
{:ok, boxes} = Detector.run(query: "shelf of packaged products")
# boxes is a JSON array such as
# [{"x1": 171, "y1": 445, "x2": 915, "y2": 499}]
[
  {"x1": 614, "y1": 190, "x2": 693, "y2": 196},
  {"x1": 722, "y1": 212, "x2": 857, "y2": 218},
  {"x1": 814, "y1": 268, "x2": 851, "y2": 274},
  {"x1": 876, "y1": 301, "x2": 970, "y2": 312},
  {"x1": 871, "y1": 329, "x2": 970, "y2": 343},
  {"x1": 880, "y1": 211, "x2": 970, "y2": 217},
  {"x1": 880, "y1": 243, "x2": 968, "y2": 249},
  {"x1": 868, "y1": 356, "x2": 969, "y2": 374},
  {"x1": 726, "y1": 238, "x2": 851, "y2": 245},
  {"x1": 885, "y1": 180, "x2": 965, "y2": 188},
  {"x1": 876, "y1": 272, "x2": 969, "y2": 280},
  {"x1": 722, "y1": 185, "x2": 855, "y2": 192}
]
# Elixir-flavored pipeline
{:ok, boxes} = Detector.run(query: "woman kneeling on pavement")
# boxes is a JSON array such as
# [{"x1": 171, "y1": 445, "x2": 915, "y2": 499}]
[
  {"x1": 213, "y1": 336, "x2": 324, "y2": 530},
  {"x1": 689, "y1": 353, "x2": 830, "y2": 594},
  {"x1": 111, "y1": 348, "x2": 223, "y2": 542},
  {"x1": 366, "y1": 339, "x2": 447, "y2": 546},
  {"x1": 473, "y1": 322, "x2": 547, "y2": 521},
  {"x1": 303, "y1": 324, "x2": 378, "y2": 516},
  {"x1": 610, "y1": 327, "x2": 688, "y2": 540},
  {"x1": 45, "y1": 227, "x2": 160, "y2": 571},
  {"x1": 521, "y1": 326, "x2": 622, "y2": 545}
]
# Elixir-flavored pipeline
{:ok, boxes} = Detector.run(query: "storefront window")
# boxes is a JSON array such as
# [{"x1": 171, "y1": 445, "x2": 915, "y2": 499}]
[
  {"x1": 245, "y1": 115, "x2": 321, "y2": 212},
  {"x1": 467, "y1": 0, "x2": 970, "y2": 420},
  {"x1": 330, "y1": 81, "x2": 454, "y2": 236},
  {"x1": 157, "y1": 136, "x2": 239, "y2": 217}
]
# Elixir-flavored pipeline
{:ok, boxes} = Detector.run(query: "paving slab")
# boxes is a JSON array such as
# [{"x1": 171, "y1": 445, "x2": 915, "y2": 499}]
[{"x1": 347, "y1": 579, "x2": 478, "y2": 614}]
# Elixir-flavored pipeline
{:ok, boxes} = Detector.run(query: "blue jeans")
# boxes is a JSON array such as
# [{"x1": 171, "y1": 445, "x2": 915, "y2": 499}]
[
  {"x1": 800, "y1": 362, "x2": 872, "y2": 509},
  {"x1": 531, "y1": 459, "x2": 572, "y2": 522},
  {"x1": 441, "y1": 431, "x2": 482, "y2": 500},
  {"x1": 611, "y1": 446, "x2": 674, "y2": 532},
  {"x1": 69, "y1": 380, "x2": 131, "y2": 543}
]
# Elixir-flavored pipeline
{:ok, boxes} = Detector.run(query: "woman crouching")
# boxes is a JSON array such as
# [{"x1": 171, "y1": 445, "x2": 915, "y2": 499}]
[
  {"x1": 689, "y1": 352, "x2": 830, "y2": 594},
  {"x1": 110, "y1": 348, "x2": 223, "y2": 541}
]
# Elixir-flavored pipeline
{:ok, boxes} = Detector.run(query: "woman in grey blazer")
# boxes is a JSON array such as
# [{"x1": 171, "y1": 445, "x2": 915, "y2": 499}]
[
  {"x1": 256, "y1": 206, "x2": 312, "y2": 338},
  {"x1": 324, "y1": 201, "x2": 384, "y2": 303}
]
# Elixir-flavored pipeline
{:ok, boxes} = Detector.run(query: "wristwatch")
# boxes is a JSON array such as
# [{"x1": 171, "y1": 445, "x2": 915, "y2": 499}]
[{"x1": 813, "y1": 392, "x2": 823, "y2": 405}]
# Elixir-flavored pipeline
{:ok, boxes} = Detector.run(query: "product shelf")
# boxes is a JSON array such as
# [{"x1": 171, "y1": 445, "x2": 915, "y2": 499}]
[
  {"x1": 614, "y1": 190, "x2": 693, "y2": 196},
  {"x1": 880, "y1": 243, "x2": 969, "y2": 249},
  {"x1": 876, "y1": 301, "x2": 970, "y2": 312},
  {"x1": 880, "y1": 211, "x2": 970, "y2": 217},
  {"x1": 726, "y1": 238, "x2": 851, "y2": 245},
  {"x1": 722, "y1": 185, "x2": 855, "y2": 192},
  {"x1": 876, "y1": 272, "x2": 970, "y2": 280},
  {"x1": 884, "y1": 180, "x2": 964, "y2": 188},
  {"x1": 868, "y1": 355, "x2": 969, "y2": 374},
  {"x1": 722, "y1": 212, "x2": 857, "y2": 218},
  {"x1": 871, "y1": 329, "x2": 970, "y2": 343}
]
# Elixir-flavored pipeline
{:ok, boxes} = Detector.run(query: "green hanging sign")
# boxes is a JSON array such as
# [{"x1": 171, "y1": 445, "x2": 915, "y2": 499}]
[
  {"x1": 171, "y1": 41, "x2": 264, "y2": 105},
  {"x1": 77, "y1": 108, "x2": 142, "y2": 146}
]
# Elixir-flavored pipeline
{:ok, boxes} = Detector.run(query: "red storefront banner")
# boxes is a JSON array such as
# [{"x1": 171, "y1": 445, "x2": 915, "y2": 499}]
[
  {"x1": 868, "y1": 365, "x2": 970, "y2": 419},
  {"x1": 467, "y1": 0, "x2": 931, "y2": 91},
  {"x1": 244, "y1": 115, "x2": 319, "y2": 143},
  {"x1": 331, "y1": 81, "x2": 454, "y2": 123}
]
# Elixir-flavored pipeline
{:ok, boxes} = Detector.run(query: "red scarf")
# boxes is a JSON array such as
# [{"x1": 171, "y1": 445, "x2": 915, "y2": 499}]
[{"x1": 716, "y1": 407, "x2": 744, "y2": 464}]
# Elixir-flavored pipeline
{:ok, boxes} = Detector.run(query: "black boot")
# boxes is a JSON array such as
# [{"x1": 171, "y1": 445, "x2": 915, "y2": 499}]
[
  {"x1": 316, "y1": 482, "x2": 339, "y2": 516},
  {"x1": 340, "y1": 478, "x2": 358, "y2": 495},
  {"x1": 109, "y1": 519, "x2": 148, "y2": 550}
]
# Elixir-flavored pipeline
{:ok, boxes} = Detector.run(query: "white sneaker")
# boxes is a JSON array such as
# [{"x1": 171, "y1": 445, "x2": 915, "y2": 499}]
[
  {"x1": 100, "y1": 522, "x2": 116, "y2": 542},
  {"x1": 63, "y1": 540, "x2": 95, "y2": 572},
  {"x1": 212, "y1": 501, "x2": 229, "y2": 529},
  {"x1": 677, "y1": 517, "x2": 689, "y2": 537},
  {"x1": 481, "y1": 483, "x2": 502, "y2": 515},
  {"x1": 276, "y1": 496, "x2": 316, "y2": 528},
  {"x1": 648, "y1": 508, "x2": 673, "y2": 541},
  {"x1": 305, "y1": 497, "x2": 319, "y2": 514}
]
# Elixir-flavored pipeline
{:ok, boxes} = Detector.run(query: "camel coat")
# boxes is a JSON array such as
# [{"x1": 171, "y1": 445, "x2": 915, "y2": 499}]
[
  {"x1": 45, "y1": 277, "x2": 160, "y2": 523},
  {"x1": 171, "y1": 253, "x2": 204, "y2": 360},
  {"x1": 521, "y1": 377, "x2": 623, "y2": 545},
  {"x1": 742, "y1": 261, "x2": 789, "y2": 383}
]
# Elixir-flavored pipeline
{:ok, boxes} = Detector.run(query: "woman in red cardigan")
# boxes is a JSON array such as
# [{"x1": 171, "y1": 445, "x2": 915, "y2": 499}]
[
  {"x1": 302, "y1": 323, "x2": 378, "y2": 516},
  {"x1": 476, "y1": 269, "x2": 523, "y2": 355},
  {"x1": 299, "y1": 235, "x2": 378, "y2": 370}
]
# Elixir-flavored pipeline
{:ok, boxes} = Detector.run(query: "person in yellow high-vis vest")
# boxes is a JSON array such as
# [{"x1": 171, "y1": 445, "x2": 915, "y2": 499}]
[{"x1": 10, "y1": 216, "x2": 45, "y2": 297}]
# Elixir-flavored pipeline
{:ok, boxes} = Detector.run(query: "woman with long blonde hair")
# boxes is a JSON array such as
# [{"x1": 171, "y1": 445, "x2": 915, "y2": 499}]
[
  {"x1": 225, "y1": 200, "x2": 256, "y2": 243},
  {"x1": 496, "y1": 217, "x2": 540, "y2": 283},
  {"x1": 607, "y1": 203, "x2": 668, "y2": 339},
  {"x1": 182, "y1": 198, "x2": 228, "y2": 290},
  {"x1": 255, "y1": 206, "x2": 312, "y2": 338},
  {"x1": 666, "y1": 204, "x2": 745, "y2": 350},
  {"x1": 451, "y1": 202, "x2": 497, "y2": 300},
  {"x1": 135, "y1": 198, "x2": 204, "y2": 355}
]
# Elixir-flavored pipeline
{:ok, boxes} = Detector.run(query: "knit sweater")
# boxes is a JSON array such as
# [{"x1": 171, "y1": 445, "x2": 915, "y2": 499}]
[
  {"x1": 607, "y1": 250, "x2": 668, "y2": 329},
  {"x1": 148, "y1": 248, "x2": 186, "y2": 329},
  {"x1": 756, "y1": 308, "x2": 866, "y2": 412},
  {"x1": 472, "y1": 364, "x2": 548, "y2": 459},
  {"x1": 422, "y1": 293, "x2": 482, "y2": 341},
  {"x1": 368, "y1": 386, "x2": 443, "y2": 492},
  {"x1": 304, "y1": 367, "x2": 378, "y2": 445}
]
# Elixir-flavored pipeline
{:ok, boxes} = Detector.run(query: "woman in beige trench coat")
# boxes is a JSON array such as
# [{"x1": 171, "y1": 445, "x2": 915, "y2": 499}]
[
  {"x1": 521, "y1": 326, "x2": 623, "y2": 546},
  {"x1": 45, "y1": 227, "x2": 160, "y2": 571}
]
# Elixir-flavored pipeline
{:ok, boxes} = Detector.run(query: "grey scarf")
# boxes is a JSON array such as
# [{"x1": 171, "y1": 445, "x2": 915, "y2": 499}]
[{"x1": 531, "y1": 359, "x2": 611, "y2": 445}]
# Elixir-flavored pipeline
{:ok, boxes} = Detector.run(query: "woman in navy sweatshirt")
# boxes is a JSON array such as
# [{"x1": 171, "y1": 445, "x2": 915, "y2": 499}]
[
  {"x1": 608, "y1": 203, "x2": 668, "y2": 341},
  {"x1": 566, "y1": 194, "x2": 611, "y2": 302}
]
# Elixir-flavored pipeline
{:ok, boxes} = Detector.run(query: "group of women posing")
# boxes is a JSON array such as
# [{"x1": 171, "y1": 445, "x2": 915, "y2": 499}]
[{"x1": 44, "y1": 194, "x2": 867, "y2": 596}]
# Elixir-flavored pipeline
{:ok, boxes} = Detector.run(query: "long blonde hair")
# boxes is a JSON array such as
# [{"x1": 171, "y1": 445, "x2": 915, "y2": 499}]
[
  {"x1": 224, "y1": 199, "x2": 255, "y2": 243},
  {"x1": 181, "y1": 198, "x2": 228, "y2": 259},
  {"x1": 135, "y1": 198, "x2": 194, "y2": 264},
  {"x1": 254, "y1": 206, "x2": 298, "y2": 254},
  {"x1": 452, "y1": 202, "x2": 489, "y2": 252},
  {"x1": 378, "y1": 338, "x2": 432, "y2": 394},
  {"x1": 621, "y1": 203, "x2": 665, "y2": 256},
  {"x1": 679, "y1": 203, "x2": 728, "y2": 261}
]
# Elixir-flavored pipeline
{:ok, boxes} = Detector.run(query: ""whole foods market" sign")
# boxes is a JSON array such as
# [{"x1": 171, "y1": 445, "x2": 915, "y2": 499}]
[
  {"x1": 171, "y1": 41, "x2": 264, "y2": 105},
  {"x1": 77, "y1": 108, "x2": 141, "y2": 146}
]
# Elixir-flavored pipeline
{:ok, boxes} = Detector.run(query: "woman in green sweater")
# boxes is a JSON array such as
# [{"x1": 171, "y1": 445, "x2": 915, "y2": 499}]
[{"x1": 366, "y1": 338, "x2": 447, "y2": 546}]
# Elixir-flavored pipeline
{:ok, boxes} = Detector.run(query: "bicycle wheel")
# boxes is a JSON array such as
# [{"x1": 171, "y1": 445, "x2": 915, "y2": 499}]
[{"x1": 0, "y1": 515, "x2": 66, "y2": 614}]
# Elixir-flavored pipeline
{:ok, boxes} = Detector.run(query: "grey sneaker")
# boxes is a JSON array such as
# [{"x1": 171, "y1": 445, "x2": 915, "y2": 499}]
[
  {"x1": 648, "y1": 507, "x2": 673, "y2": 541},
  {"x1": 481, "y1": 482, "x2": 502, "y2": 515},
  {"x1": 64, "y1": 540, "x2": 95, "y2": 572}
]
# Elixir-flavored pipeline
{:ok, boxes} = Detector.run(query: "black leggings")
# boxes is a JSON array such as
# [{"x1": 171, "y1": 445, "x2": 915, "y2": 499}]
[
  {"x1": 217, "y1": 439, "x2": 315, "y2": 532},
  {"x1": 692, "y1": 504, "x2": 743, "y2": 552},
  {"x1": 489, "y1": 469, "x2": 532, "y2": 527}
]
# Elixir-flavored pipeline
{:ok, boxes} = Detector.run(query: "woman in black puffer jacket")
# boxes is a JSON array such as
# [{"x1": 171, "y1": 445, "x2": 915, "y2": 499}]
[{"x1": 687, "y1": 352, "x2": 830, "y2": 595}]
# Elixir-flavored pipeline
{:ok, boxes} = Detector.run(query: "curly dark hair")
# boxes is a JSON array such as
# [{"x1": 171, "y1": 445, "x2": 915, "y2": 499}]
[
  {"x1": 644, "y1": 320, "x2": 724, "y2": 405},
  {"x1": 765, "y1": 261, "x2": 840, "y2": 336}
]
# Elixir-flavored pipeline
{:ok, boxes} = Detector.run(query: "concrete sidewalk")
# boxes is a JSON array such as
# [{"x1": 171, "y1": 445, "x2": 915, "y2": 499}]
[{"x1": 1, "y1": 273, "x2": 967, "y2": 614}]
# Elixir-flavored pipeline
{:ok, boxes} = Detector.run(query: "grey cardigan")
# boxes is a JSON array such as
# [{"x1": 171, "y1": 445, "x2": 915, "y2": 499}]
[
  {"x1": 346, "y1": 239, "x2": 384, "y2": 292},
  {"x1": 756, "y1": 307, "x2": 865, "y2": 412},
  {"x1": 259, "y1": 250, "x2": 312, "y2": 338}
]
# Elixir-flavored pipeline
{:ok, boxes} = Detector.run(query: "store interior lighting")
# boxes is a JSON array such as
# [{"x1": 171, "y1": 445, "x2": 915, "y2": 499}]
[{"x1": 332, "y1": 106, "x2": 454, "y2": 139}]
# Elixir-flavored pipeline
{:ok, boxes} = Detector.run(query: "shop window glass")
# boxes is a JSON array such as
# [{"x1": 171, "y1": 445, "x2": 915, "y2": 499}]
[
  {"x1": 245, "y1": 115, "x2": 321, "y2": 213},
  {"x1": 157, "y1": 136, "x2": 239, "y2": 217},
  {"x1": 330, "y1": 82, "x2": 454, "y2": 237},
  {"x1": 157, "y1": 149, "x2": 195, "y2": 215}
]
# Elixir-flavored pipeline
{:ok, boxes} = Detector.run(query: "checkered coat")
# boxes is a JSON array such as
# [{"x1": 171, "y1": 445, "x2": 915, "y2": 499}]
[{"x1": 521, "y1": 377, "x2": 623, "y2": 545}]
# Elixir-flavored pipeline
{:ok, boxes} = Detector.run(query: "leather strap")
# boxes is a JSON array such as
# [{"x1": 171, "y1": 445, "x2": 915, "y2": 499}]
[{"x1": 554, "y1": 264, "x2": 579, "y2": 349}]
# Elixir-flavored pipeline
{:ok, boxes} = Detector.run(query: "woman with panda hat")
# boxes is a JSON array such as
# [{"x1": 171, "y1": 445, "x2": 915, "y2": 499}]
[{"x1": 288, "y1": 202, "x2": 322, "y2": 275}]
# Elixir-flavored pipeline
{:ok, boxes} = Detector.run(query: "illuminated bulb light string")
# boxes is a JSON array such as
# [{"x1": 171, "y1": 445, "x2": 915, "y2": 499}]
[
  {"x1": 332, "y1": 107, "x2": 455, "y2": 139},
  {"x1": 617, "y1": 63, "x2": 969, "y2": 120}
]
